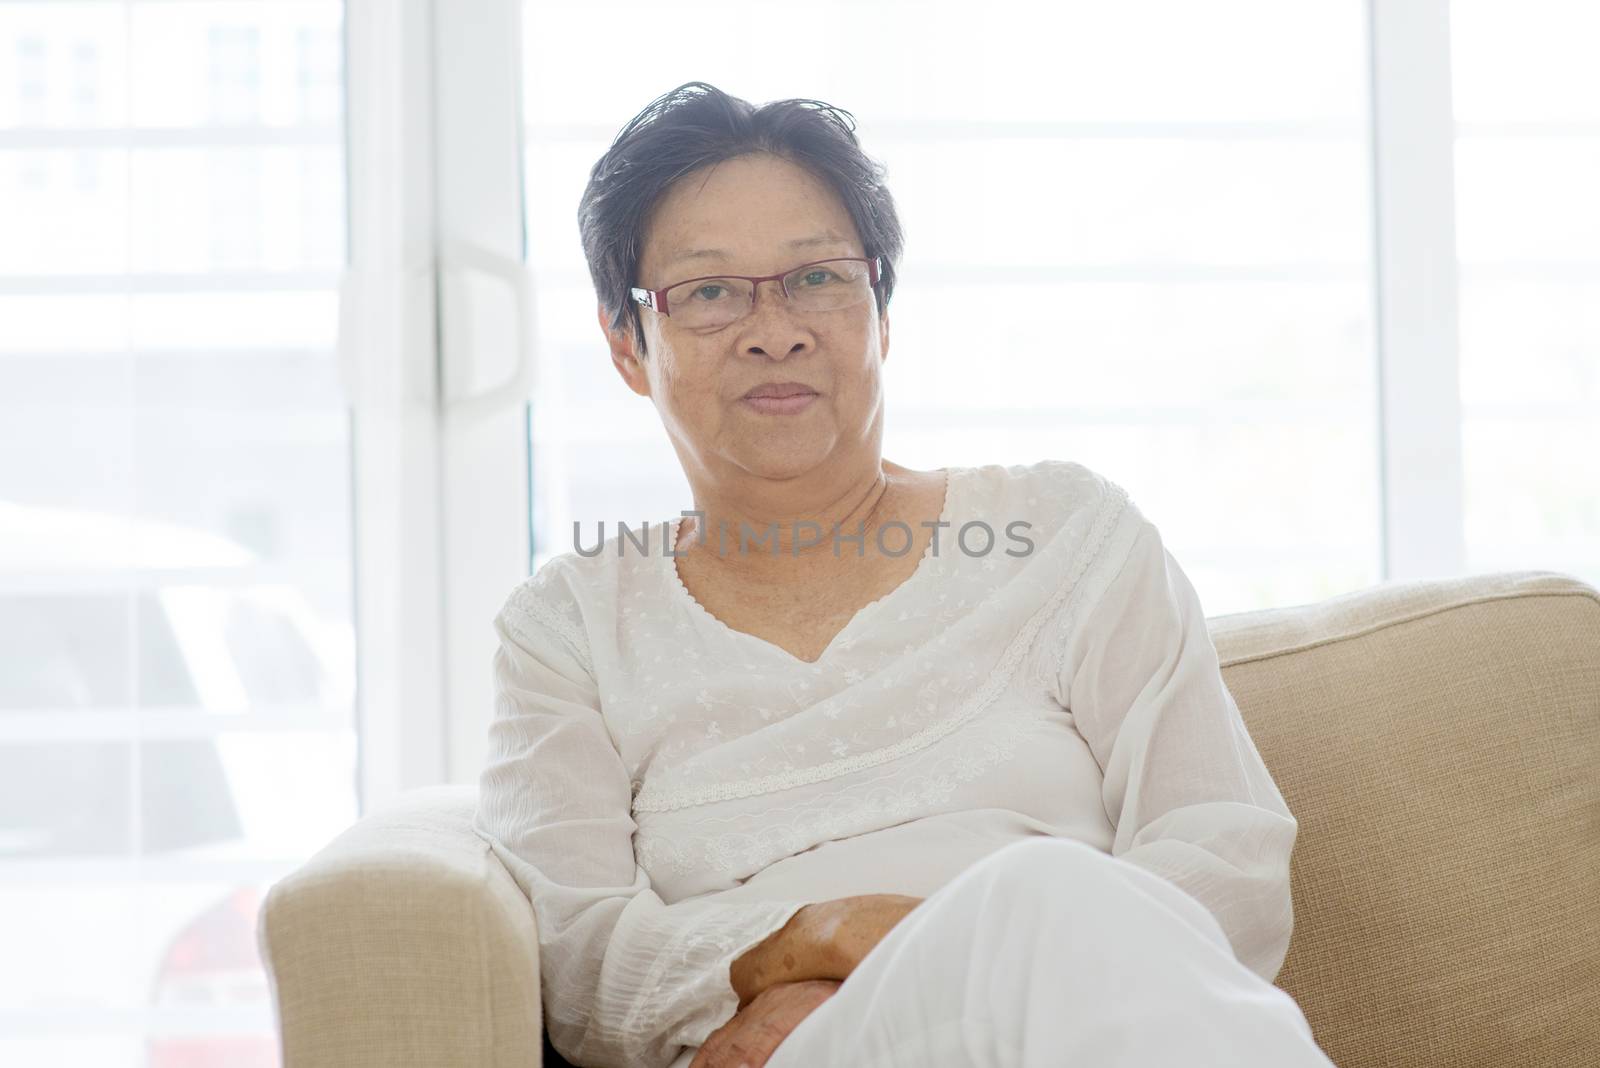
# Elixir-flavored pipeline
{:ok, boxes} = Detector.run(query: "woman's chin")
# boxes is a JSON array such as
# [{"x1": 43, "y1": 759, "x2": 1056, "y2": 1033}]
[{"x1": 729, "y1": 443, "x2": 835, "y2": 477}]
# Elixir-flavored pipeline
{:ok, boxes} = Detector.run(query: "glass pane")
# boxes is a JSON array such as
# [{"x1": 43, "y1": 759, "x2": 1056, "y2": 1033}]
[
  {"x1": 0, "y1": 593, "x2": 197, "y2": 711},
  {"x1": 1457, "y1": 278, "x2": 1600, "y2": 581},
  {"x1": 1452, "y1": 2, "x2": 1600, "y2": 587},
  {"x1": 0, "y1": 151, "x2": 130, "y2": 274},
  {"x1": 0, "y1": 881, "x2": 280, "y2": 1066},
  {"x1": 221, "y1": 596, "x2": 327, "y2": 704},
  {"x1": 0, "y1": 145, "x2": 347, "y2": 278},
  {"x1": 1454, "y1": 137, "x2": 1600, "y2": 264},
  {"x1": 1452, "y1": 0, "x2": 1600, "y2": 122},
  {"x1": 1460, "y1": 417, "x2": 1599, "y2": 579},
  {"x1": 0, "y1": 1, "x2": 351, "y2": 1063},
  {"x1": 127, "y1": 1, "x2": 342, "y2": 129},
  {"x1": 1456, "y1": 281, "x2": 1599, "y2": 408},
  {"x1": 0, "y1": 743, "x2": 133, "y2": 856},
  {"x1": 0, "y1": 4, "x2": 128, "y2": 129},
  {"x1": 0, "y1": 293, "x2": 339, "y2": 350},
  {"x1": 0, "y1": 732, "x2": 355, "y2": 861},
  {"x1": 523, "y1": 0, "x2": 1367, "y2": 125},
  {"x1": 130, "y1": 147, "x2": 347, "y2": 273},
  {"x1": 0, "y1": 883, "x2": 145, "y2": 1010},
  {"x1": 522, "y1": 2, "x2": 1381, "y2": 608},
  {"x1": 883, "y1": 138, "x2": 1369, "y2": 268}
]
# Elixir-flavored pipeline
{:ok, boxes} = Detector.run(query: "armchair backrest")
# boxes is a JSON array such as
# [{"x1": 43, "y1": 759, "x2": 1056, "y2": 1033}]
[{"x1": 1210, "y1": 570, "x2": 1600, "y2": 1067}]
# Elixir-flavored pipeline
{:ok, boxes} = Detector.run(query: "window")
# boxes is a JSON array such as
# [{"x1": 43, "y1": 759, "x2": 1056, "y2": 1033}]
[
  {"x1": 515, "y1": 1, "x2": 1598, "y2": 613},
  {"x1": 0, "y1": 2, "x2": 353, "y2": 1064},
  {"x1": 1451, "y1": 0, "x2": 1600, "y2": 580},
  {"x1": 518, "y1": 0, "x2": 1383, "y2": 616}
]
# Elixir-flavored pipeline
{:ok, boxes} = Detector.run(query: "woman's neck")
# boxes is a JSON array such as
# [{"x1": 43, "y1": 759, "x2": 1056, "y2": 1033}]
[{"x1": 676, "y1": 459, "x2": 911, "y2": 575}]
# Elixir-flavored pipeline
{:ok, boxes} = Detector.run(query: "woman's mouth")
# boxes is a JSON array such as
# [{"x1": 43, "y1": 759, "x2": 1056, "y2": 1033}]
[{"x1": 741, "y1": 383, "x2": 819, "y2": 415}]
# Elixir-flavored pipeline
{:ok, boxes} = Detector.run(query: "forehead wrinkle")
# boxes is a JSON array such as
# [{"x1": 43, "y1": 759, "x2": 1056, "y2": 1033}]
[{"x1": 663, "y1": 231, "x2": 852, "y2": 271}]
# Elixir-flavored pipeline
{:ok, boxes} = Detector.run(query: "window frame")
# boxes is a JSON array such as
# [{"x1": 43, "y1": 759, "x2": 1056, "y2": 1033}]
[
  {"x1": 1365, "y1": 0, "x2": 1468, "y2": 581},
  {"x1": 343, "y1": 0, "x2": 534, "y2": 805}
]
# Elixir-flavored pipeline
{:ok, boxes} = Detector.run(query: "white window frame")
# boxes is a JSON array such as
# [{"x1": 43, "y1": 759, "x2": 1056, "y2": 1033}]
[
  {"x1": 343, "y1": 0, "x2": 1475, "y2": 800},
  {"x1": 342, "y1": 0, "x2": 449, "y2": 808},
  {"x1": 1366, "y1": 0, "x2": 1467, "y2": 582},
  {"x1": 342, "y1": 0, "x2": 535, "y2": 807}
]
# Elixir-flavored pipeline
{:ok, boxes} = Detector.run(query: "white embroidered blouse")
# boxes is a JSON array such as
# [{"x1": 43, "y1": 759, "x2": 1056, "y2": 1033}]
[{"x1": 471, "y1": 459, "x2": 1299, "y2": 1068}]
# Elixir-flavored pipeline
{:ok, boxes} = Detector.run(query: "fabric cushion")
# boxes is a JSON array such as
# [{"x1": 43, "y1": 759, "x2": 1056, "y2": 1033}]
[{"x1": 1210, "y1": 570, "x2": 1600, "y2": 1068}]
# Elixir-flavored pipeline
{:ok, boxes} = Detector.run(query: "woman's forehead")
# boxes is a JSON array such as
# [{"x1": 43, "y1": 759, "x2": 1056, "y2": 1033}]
[
  {"x1": 660, "y1": 230, "x2": 856, "y2": 272},
  {"x1": 644, "y1": 159, "x2": 858, "y2": 264}
]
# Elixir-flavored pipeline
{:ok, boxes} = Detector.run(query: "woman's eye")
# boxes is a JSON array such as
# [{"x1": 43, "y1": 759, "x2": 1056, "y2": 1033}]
[
  {"x1": 694, "y1": 285, "x2": 725, "y2": 301},
  {"x1": 801, "y1": 270, "x2": 833, "y2": 286}
]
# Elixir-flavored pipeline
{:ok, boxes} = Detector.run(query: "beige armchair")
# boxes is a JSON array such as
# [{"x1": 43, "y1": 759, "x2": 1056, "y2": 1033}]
[{"x1": 259, "y1": 570, "x2": 1600, "y2": 1067}]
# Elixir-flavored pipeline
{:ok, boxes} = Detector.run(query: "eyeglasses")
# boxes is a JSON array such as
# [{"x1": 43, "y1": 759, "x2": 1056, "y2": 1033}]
[{"x1": 630, "y1": 256, "x2": 882, "y2": 330}]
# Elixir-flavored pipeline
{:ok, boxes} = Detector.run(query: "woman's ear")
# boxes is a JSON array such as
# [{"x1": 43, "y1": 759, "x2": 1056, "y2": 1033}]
[{"x1": 599, "y1": 304, "x2": 652, "y2": 398}]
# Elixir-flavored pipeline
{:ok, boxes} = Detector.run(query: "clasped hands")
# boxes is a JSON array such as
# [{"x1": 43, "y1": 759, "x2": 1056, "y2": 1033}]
[
  {"x1": 687, "y1": 977, "x2": 842, "y2": 1068},
  {"x1": 688, "y1": 893, "x2": 923, "y2": 1068}
]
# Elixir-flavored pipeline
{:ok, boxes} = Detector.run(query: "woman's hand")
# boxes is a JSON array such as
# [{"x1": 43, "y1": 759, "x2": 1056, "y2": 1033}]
[
  {"x1": 729, "y1": 893, "x2": 923, "y2": 1007},
  {"x1": 810, "y1": 893, "x2": 924, "y2": 978},
  {"x1": 688, "y1": 978, "x2": 841, "y2": 1068}
]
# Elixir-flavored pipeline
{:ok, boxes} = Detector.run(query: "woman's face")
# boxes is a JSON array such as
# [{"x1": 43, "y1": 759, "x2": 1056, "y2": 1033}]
[{"x1": 602, "y1": 152, "x2": 890, "y2": 484}]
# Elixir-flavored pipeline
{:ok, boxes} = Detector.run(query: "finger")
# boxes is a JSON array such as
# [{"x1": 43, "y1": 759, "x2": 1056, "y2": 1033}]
[
  {"x1": 727, "y1": 1037, "x2": 770, "y2": 1068},
  {"x1": 742, "y1": 1043, "x2": 776, "y2": 1068},
  {"x1": 692, "y1": 1045, "x2": 729, "y2": 1068},
  {"x1": 689, "y1": 1035, "x2": 726, "y2": 1068}
]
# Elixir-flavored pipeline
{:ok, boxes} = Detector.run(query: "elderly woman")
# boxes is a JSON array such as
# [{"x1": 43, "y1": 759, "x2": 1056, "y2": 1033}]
[{"x1": 473, "y1": 82, "x2": 1336, "y2": 1068}]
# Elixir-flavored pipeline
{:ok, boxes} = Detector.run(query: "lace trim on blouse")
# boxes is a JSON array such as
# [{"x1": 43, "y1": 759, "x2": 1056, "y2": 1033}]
[
  {"x1": 632, "y1": 699, "x2": 1043, "y2": 881},
  {"x1": 502, "y1": 567, "x2": 595, "y2": 680},
  {"x1": 630, "y1": 479, "x2": 1132, "y2": 814}
]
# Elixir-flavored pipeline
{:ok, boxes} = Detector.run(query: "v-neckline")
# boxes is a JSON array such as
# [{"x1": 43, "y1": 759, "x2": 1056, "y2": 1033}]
[{"x1": 662, "y1": 466, "x2": 964, "y2": 668}]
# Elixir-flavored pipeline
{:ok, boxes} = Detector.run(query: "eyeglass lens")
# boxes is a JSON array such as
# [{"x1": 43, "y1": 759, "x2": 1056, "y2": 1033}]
[{"x1": 664, "y1": 259, "x2": 873, "y2": 327}]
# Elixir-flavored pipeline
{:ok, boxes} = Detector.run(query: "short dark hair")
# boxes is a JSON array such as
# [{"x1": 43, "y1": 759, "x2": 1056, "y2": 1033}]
[{"x1": 577, "y1": 81, "x2": 905, "y2": 356}]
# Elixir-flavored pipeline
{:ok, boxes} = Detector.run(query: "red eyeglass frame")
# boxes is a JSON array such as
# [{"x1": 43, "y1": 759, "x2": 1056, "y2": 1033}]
[{"x1": 630, "y1": 256, "x2": 882, "y2": 318}]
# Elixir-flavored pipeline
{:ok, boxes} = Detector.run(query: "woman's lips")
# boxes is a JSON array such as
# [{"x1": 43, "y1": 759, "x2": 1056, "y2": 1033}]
[{"x1": 741, "y1": 391, "x2": 817, "y2": 415}]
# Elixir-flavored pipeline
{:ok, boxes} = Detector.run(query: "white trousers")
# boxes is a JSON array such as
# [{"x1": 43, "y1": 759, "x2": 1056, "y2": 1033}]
[{"x1": 750, "y1": 836, "x2": 1339, "y2": 1068}]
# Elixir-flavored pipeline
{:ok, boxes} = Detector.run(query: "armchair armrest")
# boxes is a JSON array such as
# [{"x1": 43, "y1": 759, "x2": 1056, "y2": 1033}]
[{"x1": 258, "y1": 784, "x2": 544, "y2": 1067}]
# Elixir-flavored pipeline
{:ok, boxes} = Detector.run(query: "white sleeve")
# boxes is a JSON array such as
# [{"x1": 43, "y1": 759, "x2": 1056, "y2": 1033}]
[
  {"x1": 471, "y1": 570, "x2": 812, "y2": 1068},
  {"x1": 1053, "y1": 516, "x2": 1300, "y2": 984}
]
